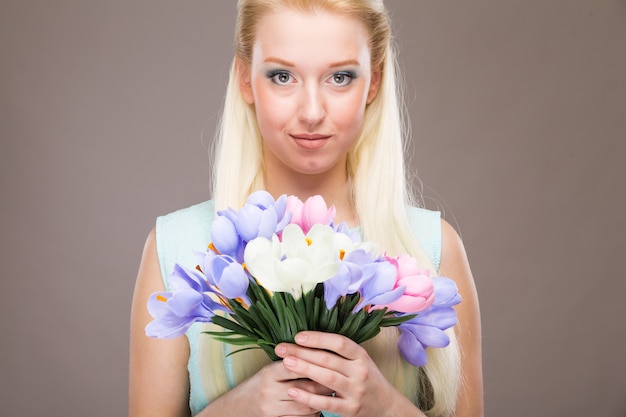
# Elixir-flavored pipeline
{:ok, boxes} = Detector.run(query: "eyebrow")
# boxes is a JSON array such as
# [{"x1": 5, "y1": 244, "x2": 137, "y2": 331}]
[{"x1": 263, "y1": 57, "x2": 361, "y2": 68}]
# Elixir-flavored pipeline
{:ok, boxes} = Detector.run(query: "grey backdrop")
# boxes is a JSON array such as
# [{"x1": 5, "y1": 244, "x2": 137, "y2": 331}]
[{"x1": 1, "y1": 1, "x2": 625, "y2": 416}]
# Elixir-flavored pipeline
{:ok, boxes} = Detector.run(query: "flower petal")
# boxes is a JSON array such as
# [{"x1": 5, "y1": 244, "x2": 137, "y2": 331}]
[
  {"x1": 236, "y1": 205, "x2": 264, "y2": 242},
  {"x1": 398, "y1": 330, "x2": 428, "y2": 367},
  {"x1": 145, "y1": 315, "x2": 194, "y2": 338},
  {"x1": 246, "y1": 190, "x2": 275, "y2": 209},
  {"x1": 302, "y1": 195, "x2": 336, "y2": 231},
  {"x1": 210, "y1": 215, "x2": 241, "y2": 257},
  {"x1": 403, "y1": 323, "x2": 450, "y2": 348},
  {"x1": 169, "y1": 264, "x2": 209, "y2": 292}
]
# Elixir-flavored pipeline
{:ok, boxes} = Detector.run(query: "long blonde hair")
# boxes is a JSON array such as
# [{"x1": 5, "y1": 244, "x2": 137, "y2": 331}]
[{"x1": 203, "y1": 1, "x2": 460, "y2": 415}]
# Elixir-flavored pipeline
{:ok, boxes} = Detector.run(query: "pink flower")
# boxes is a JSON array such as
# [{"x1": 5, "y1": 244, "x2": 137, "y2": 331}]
[
  {"x1": 286, "y1": 195, "x2": 336, "y2": 234},
  {"x1": 379, "y1": 254, "x2": 435, "y2": 313}
]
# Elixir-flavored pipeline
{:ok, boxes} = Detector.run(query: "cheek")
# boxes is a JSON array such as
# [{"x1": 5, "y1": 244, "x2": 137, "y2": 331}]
[
  {"x1": 253, "y1": 84, "x2": 292, "y2": 133},
  {"x1": 328, "y1": 92, "x2": 367, "y2": 132}
]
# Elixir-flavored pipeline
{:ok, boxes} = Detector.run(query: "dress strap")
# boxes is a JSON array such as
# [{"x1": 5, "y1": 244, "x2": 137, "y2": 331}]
[{"x1": 406, "y1": 206, "x2": 442, "y2": 271}]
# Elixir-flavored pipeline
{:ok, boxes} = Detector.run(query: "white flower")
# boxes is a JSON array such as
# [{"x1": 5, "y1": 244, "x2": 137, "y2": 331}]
[{"x1": 243, "y1": 224, "x2": 341, "y2": 298}]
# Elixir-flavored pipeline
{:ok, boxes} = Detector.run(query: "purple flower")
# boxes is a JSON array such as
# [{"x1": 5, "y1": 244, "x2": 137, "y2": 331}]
[
  {"x1": 323, "y1": 249, "x2": 407, "y2": 311},
  {"x1": 323, "y1": 249, "x2": 372, "y2": 308},
  {"x1": 197, "y1": 250, "x2": 251, "y2": 305},
  {"x1": 356, "y1": 259, "x2": 406, "y2": 311},
  {"x1": 211, "y1": 191, "x2": 290, "y2": 262},
  {"x1": 397, "y1": 277, "x2": 461, "y2": 367},
  {"x1": 145, "y1": 264, "x2": 226, "y2": 339},
  {"x1": 323, "y1": 262, "x2": 353, "y2": 309},
  {"x1": 210, "y1": 211, "x2": 242, "y2": 260}
]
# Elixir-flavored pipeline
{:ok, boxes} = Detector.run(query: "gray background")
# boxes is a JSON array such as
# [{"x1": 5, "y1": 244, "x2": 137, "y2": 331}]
[{"x1": 1, "y1": 1, "x2": 625, "y2": 416}]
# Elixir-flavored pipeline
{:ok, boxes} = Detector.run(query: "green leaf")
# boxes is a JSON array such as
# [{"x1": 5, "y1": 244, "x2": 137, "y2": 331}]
[
  {"x1": 225, "y1": 346, "x2": 263, "y2": 357},
  {"x1": 210, "y1": 316, "x2": 256, "y2": 337},
  {"x1": 255, "y1": 301, "x2": 282, "y2": 341},
  {"x1": 287, "y1": 293, "x2": 307, "y2": 331},
  {"x1": 380, "y1": 313, "x2": 417, "y2": 327}
]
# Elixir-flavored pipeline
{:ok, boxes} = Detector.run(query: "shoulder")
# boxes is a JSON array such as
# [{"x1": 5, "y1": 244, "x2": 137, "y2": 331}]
[
  {"x1": 406, "y1": 206, "x2": 442, "y2": 269},
  {"x1": 156, "y1": 200, "x2": 215, "y2": 241},
  {"x1": 156, "y1": 199, "x2": 216, "y2": 231},
  {"x1": 439, "y1": 219, "x2": 471, "y2": 276}
]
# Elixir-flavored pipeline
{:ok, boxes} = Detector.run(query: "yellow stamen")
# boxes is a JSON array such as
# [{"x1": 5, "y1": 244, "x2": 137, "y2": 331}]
[
  {"x1": 339, "y1": 249, "x2": 346, "y2": 260},
  {"x1": 156, "y1": 294, "x2": 168, "y2": 303},
  {"x1": 208, "y1": 242, "x2": 220, "y2": 254},
  {"x1": 235, "y1": 297, "x2": 249, "y2": 308},
  {"x1": 217, "y1": 294, "x2": 230, "y2": 308},
  {"x1": 305, "y1": 237, "x2": 312, "y2": 246}
]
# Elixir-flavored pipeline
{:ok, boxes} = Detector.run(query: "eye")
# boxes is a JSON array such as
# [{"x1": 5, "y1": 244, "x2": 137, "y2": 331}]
[
  {"x1": 268, "y1": 70, "x2": 294, "y2": 86},
  {"x1": 328, "y1": 71, "x2": 355, "y2": 86}
]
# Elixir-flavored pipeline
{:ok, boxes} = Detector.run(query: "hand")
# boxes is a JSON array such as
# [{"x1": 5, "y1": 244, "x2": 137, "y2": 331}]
[
  {"x1": 274, "y1": 331, "x2": 417, "y2": 417},
  {"x1": 213, "y1": 359, "x2": 330, "y2": 417}
]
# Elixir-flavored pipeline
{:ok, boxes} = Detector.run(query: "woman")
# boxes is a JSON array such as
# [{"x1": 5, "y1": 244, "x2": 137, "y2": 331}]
[{"x1": 129, "y1": 1, "x2": 483, "y2": 416}]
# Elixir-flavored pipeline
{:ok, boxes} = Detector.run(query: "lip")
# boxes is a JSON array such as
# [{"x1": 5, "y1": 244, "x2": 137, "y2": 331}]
[
  {"x1": 290, "y1": 133, "x2": 331, "y2": 140},
  {"x1": 289, "y1": 133, "x2": 332, "y2": 150}
]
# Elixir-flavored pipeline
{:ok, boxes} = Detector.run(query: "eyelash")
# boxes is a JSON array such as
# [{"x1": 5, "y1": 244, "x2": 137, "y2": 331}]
[
  {"x1": 329, "y1": 71, "x2": 356, "y2": 86},
  {"x1": 266, "y1": 70, "x2": 357, "y2": 86},
  {"x1": 267, "y1": 70, "x2": 293, "y2": 85}
]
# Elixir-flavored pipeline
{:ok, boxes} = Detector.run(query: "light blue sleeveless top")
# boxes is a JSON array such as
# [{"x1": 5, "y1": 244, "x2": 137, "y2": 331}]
[{"x1": 155, "y1": 200, "x2": 442, "y2": 416}]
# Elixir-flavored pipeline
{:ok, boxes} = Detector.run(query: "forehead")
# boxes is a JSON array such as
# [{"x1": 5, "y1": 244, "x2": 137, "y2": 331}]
[{"x1": 252, "y1": 8, "x2": 371, "y2": 65}]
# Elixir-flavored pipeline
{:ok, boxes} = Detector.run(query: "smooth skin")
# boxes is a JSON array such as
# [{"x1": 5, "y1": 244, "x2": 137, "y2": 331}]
[
  {"x1": 129, "y1": 8, "x2": 483, "y2": 417},
  {"x1": 238, "y1": 9, "x2": 381, "y2": 224}
]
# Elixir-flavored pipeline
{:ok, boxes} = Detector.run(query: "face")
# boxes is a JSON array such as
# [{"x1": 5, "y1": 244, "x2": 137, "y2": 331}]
[{"x1": 238, "y1": 8, "x2": 381, "y2": 181}]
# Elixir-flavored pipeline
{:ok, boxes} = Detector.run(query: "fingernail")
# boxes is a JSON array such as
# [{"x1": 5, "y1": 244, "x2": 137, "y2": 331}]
[
  {"x1": 275, "y1": 345, "x2": 286, "y2": 355},
  {"x1": 295, "y1": 333, "x2": 308, "y2": 343},
  {"x1": 284, "y1": 357, "x2": 297, "y2": 367},
  {"x1": 287, "y1": 388, "x2": 299, "y2": 398}
]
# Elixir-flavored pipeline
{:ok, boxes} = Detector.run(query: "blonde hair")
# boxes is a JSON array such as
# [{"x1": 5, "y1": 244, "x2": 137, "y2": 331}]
[{"x1": 203, "y1": 1, "x2": 461, "y2": 415}]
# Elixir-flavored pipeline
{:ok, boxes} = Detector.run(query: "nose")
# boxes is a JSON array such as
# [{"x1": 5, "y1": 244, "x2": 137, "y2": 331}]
[{"x1": 298, "y1": 84, "x2": 325, "y2": 126}]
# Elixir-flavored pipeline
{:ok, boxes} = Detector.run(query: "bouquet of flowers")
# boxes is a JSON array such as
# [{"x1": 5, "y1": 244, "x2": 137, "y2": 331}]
[{"x1": 146, "y1": 191, "x2": 461, "y2": 367}]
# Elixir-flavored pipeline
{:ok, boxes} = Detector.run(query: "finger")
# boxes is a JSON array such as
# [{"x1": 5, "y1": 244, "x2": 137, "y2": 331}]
[
  {"x1": 277, "y1": 342, "x2": 348, "y2": 379},
  {"x1": 282, "y1": 355, "x2": 348, "y2": 394},
  {"x1": 287, "y1": 386, "x2": 339, "y2": 416},
  {"x1": 291, "y1": 378, "x2": 335, "y2": 396},
  {"x1": 275, "y1": 334, "x2": 366, "y2": 379},
  {"x1": 265, "y1": 359, "x2": 312, "y2": 383},
  {"x1": 274, "y1": 399, "x2": 320, "y2": 417},
  {"x1": 294, "y1": 331, "x2": 365, "y2": 360}
]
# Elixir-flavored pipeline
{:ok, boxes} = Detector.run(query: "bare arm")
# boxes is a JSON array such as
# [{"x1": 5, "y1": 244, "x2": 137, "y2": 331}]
[
  {"x1": 129, "y1": 228, "x2": 192, "y2": 417},
  {"x1": 439, "y1": 220, "x2": 484, "y2": 417}
]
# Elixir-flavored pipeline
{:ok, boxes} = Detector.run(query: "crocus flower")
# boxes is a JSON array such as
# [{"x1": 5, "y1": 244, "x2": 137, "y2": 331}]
[
  {"x1": 210, "y1": 212, "x2": 242, "y2": 259},
  {"x1": 145, "y1": 264, "x2": 226, "y2": 338},
  {"x1": 243, "y1": 223, "x2": 341, "y2": 298},
  {"x1": 397, "y1": 277, "x2": 461, "y2": 367},
  {"x1": 286, "y1": 195, "x2": 336, "y2": 234},
  {"x1": 323, "y1": 261, "x2": 354, "y2": 309},
  {"x1": 211, "y1": 191, "x2": 291, "y2": 261},
  {"x1": 323, "y1": 249, "x2": 382, "y2": 309},
  {"x1": 197, "y1": 250, "x2": 251, "y2": 305},
  {"x1": 355, "y1": 259, "x2": 407, "y2": 311},
  {"x1": 377, "y1": 255, "x2": 435, "y2": 313}
]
